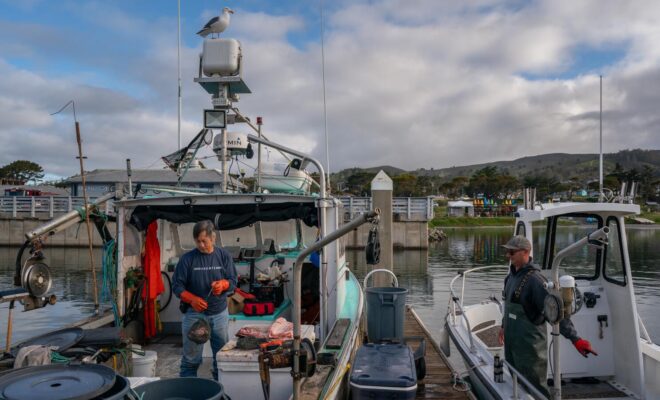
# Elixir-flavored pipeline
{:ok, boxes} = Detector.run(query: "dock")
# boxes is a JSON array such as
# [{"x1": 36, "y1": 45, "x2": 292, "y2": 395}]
[{"x1": 405, "y1": 306, "x2": 475, "y2": 400}]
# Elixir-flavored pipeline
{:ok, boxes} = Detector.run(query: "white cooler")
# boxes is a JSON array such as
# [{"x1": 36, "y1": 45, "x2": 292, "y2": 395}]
[{"x1": 217, "y1": 324, "x2": 315, "y2": 400}]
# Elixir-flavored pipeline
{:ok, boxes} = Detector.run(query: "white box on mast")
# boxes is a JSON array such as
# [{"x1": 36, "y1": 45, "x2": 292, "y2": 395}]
[{"x1": 202, "y1": 39, "x2": 241, "y2": 77}]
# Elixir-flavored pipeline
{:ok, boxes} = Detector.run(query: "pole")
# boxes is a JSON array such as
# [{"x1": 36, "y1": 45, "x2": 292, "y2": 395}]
[
  {"x1": 221, "y1": 128, "x2": 228, "y2": 193},
  {"x1": 76, "y1": 122, "x2": 100, "y2": 315},
  {"x1": 257, "y1": 117, "x2": 262, "y2": 191},
  {"x1": 599, "y1": 75, "x2": 603, "y2": 201},
  {"x1": 4, "y1": 300, "x2": 15, "y2": 352},
  {"x1": 177, "y1": 0, "x2": 182, "y2": 149},
  {"x1": 320, "y1": 0, "x2": 330, "y2": 191}
]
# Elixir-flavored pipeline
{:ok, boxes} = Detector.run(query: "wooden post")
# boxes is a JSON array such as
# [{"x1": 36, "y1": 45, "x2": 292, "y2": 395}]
[
  {"x1": 12, "y1": 197, "x2": 16, "y2": 218},
  {"x1": 30, "y1": 197, "x2": 35, "y2": 218},
  {"x1": 49, "y1": 196, "x2": 54, "y2": 218},
  {"x1": 371, "y1": 170, "x2": 393, "y2": 287}
]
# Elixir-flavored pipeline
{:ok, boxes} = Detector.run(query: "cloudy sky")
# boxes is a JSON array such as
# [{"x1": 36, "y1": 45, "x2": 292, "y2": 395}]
[{"x1": 1, "y1": 0, "x2": 659, "y2": 180}]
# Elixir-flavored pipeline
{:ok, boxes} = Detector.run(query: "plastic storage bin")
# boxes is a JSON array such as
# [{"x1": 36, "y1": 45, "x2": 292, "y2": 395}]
[{"x1": 350, "y1": 343, "x2": 417, "y2": 400}]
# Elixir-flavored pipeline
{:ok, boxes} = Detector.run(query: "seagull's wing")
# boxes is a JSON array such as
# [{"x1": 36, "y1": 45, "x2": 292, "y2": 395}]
[
  {"x1": 201, "y1": 16, "x2": 219, "y2": 30},
  {"x1": 197, "y1": 16, "x2": 219, "y2": 36}
]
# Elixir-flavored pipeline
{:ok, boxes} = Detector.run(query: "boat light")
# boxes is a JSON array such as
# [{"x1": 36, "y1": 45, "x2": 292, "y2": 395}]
[{"x1": 204, "y1": 109, "x2": 227, "y2": 129}]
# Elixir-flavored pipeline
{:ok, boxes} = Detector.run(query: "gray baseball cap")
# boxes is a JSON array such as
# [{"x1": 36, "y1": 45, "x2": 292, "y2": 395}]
[{"x1": 502, "y1": 235, "x2": 531, "y2": 251}]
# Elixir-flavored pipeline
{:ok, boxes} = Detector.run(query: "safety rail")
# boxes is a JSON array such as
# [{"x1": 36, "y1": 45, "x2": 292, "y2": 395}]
[
  {"x1": 340, "y1": 196, "x2": 434, "y2": 220},
  {"x1": 447, "y1": 265, "x2": 508, "y2": 352},
  {"x1": 0, "y1": 196, "x2": 114, "y2": 218}
]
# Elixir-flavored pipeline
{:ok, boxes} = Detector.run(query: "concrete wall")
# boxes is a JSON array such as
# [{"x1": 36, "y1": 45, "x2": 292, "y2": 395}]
[
  {"x1": 1, "y1": 218, "x2": 428, "y2": 249},
  {"x1": 0, "y1": 217, "x2": 113, "y2": 247}
]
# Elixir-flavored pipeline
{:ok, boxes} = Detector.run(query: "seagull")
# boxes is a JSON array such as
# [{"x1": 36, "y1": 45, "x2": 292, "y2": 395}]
[{"x1": 197, "y1": 7, "x2": 234, "y2": 38}]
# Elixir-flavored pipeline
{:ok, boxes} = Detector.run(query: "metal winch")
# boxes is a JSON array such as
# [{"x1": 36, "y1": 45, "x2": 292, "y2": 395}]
[{"x1": 258, "y1": 338, "x2": 316, "y2": 400}]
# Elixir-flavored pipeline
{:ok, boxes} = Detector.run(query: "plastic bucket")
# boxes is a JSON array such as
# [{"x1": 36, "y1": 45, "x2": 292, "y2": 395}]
[
  {"x1": 94, "y1": 374, "x2": 130, "y2": 399},
  {"x1": 366, "y1": 286, "x2": 408, "y2": 343},
  {"x1": 131, "y1": 350, "x2": 157, "y2": 377},
  {"x1": 133, "y1": 377, "x2": 224, "y2": 400}
]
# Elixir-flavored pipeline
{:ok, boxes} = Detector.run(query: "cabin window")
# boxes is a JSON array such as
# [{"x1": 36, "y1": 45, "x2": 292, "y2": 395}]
[
  {"x1": 603, "y1": 217, "x2": 627, "y2": 286},
  {"x1": 515, "y1": 221, "x2": 526, "y2": 236},
  {"x1": 547, "y1": 214, "x2": 602, "y2": 279}
]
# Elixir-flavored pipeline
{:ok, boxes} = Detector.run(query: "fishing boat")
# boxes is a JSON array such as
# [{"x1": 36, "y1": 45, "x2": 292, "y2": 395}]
[
  {"x1": 445, "y1": 190, "x2": 660, "y2": 399},
  {"x1": 1, "y1": 18, "x2": 380, "y2": 400}
]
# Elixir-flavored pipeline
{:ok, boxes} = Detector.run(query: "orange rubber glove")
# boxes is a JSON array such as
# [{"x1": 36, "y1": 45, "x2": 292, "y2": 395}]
[
  {"x1": 180, "y1": 290, "x2": 208, "y2": 312},
  {"x1": 212, "y1": 279, "x2": 230, "y2": 295},
  {"x1": 573, "y1": 338, "x2": 598, "y2": 357}
]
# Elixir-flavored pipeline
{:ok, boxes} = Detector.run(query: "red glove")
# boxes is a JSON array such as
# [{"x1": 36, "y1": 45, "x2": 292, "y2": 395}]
[
  {"x1": 180, "y1": 290, "x2": 208, "y2": 312},
  {"x1": 212, "y1": 279, "x2": 230, "y2": 295},
  {"x1": 573, "y1": 338, "x2": 598, "y2": 357}
]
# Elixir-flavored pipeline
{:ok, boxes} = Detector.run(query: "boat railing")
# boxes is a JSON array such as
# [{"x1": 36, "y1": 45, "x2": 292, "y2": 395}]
[
  {"x1": 448, "y1": 264, "x2": 508, "y2": 353},
  {"x1": 502, "y1": 359, "x2": 549, "y2": 400}
]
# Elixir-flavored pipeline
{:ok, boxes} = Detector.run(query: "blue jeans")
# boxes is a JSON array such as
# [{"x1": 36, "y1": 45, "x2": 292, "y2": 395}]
[{"x1": 180, "y1": 308, "x2": 229, "y2": 380}]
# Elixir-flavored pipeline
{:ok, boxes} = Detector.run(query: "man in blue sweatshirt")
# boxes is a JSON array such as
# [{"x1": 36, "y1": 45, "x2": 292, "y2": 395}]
[{"x1": 172, "y1": 220, "x2": 237, "y2": 381}]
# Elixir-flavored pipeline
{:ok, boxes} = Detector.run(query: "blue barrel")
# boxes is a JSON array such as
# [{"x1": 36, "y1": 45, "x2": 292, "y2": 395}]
[
  {"x1": 366, "y1": 286, "x2": 408, "y2": 343},
  {"x1": 133, "y1": 377, "x2": 224, "y2": 400}
]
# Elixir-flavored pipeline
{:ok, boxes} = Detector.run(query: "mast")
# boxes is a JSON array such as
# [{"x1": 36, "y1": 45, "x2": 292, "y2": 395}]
[
  {"x1": 177, "y1": 0, "x2": 182, "y2": 149},
  {"x1": 599, "y1": 75, "x2": 603, "y2": 201},
  {"x1": 320, "y1": 0, "x2": 330, "y2": 190}
]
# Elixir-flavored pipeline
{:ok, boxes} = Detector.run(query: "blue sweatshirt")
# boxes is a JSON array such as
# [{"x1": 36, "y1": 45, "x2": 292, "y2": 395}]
[{"x1": 172, "y1": 247, "x2": 237, "y2": 315}]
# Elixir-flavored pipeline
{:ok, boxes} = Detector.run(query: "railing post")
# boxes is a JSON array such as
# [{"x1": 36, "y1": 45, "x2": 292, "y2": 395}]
[
  {"x1": 68, "y1": 196, "x2": 72, "y2": 212},
  {"x1": 407, "y1": 197, "x2": 411, "y2": 220},
  {"x1": 349, "y1": 197, "x2": 354, "y2": 220},
  {"x1": 30, "y1": 197, "x2": 35, "y2": 218},
  {"x1": 49, "y1": 196, "x2": 54, "y2": 218},
  {"x1": 12, "y1": 197, "x2": 17, "y2": 217}
]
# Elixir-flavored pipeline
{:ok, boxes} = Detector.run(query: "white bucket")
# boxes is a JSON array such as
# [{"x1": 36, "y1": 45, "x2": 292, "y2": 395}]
[{"x1": 131, "y1": 350, "x2": 158, "y2": 377}]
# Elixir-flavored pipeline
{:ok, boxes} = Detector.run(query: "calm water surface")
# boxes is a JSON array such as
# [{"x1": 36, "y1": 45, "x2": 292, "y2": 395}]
[{"x1": 1, "y1": 226, "x2": 659, "y2": 347}]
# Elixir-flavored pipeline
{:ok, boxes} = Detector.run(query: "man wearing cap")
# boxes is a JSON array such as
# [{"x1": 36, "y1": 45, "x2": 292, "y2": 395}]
[
  {"x1": 497, "y1": 235, "x2": 597, "y2": 397},
  {"x1": 172, "y1": 220, "x2": 237, "y2": 380}
]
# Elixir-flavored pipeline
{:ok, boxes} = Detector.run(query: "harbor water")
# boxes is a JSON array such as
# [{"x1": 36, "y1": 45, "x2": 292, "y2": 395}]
[{"x1": 1, "y1": 226, "x2": 659, "y2": 348}]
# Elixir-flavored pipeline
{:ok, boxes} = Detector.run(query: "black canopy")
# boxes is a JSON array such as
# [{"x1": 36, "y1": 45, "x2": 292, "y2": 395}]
[{"x1": 129, "y1": 201, "x2": 319, "y2": 231}]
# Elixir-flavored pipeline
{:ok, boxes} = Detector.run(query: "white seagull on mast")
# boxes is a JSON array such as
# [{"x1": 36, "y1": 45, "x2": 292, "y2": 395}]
[{"x1": 197, "y1": 7, "x2": 234, "y2": 38}]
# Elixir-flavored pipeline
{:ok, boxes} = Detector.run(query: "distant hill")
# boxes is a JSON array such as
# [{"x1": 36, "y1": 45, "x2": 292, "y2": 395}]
[
  {"x1": 332, "y1": 149, "x2": 660, "y2": 183},
  {"x1": 332, "y1": 165, "x2": 406, "y2": 182}
]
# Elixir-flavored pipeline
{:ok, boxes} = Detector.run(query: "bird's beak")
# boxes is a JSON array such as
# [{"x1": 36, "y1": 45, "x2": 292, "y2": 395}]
[{"x1": 228, "y1": 9, "x2": 234, "y2": 14}]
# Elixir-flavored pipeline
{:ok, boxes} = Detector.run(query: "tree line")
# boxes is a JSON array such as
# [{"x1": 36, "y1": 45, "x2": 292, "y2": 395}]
[{"x1": 337, "y1": 164, "x2": 660, "y2": 201}]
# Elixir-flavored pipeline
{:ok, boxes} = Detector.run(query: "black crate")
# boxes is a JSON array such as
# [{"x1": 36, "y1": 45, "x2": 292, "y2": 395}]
[{"x1": 253, "y1": 283, "x2": 284, "y2": 307}]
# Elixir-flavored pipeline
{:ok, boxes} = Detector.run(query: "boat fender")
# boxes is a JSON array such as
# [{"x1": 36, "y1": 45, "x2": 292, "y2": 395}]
[{"x1": 439, "y1": 327, "x2": 450, "y2": 357}]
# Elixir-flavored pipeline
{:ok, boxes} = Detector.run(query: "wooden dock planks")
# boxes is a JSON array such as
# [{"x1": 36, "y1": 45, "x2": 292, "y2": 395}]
[{"x1": 404, "y1": 306, "x2": 475, "y2": 400}]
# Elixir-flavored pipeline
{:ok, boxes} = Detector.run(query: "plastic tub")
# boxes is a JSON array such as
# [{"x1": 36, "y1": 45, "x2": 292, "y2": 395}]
[
  {"x1": 133, "y1": 377, "x2": 224, "y2": 400},
  {"x1": 366, "y1": 287, "x2": 408, "y2": 343},
  {"x1": 94, "y1": 374, "x2": 130, "y2": 399},
  {"x1": 131, "y1": 350, "x2": 157, "y2": 377}
]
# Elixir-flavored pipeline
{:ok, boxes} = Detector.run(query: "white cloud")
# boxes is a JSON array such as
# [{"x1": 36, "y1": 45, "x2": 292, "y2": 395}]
[{"x1": 0, "y1": 0, "x2": 659, "y2": 179}]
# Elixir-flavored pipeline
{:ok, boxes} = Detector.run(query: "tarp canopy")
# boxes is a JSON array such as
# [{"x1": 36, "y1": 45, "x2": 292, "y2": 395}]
[
  {"x1": 448, "y1": 201, "x2": 473, "y2": 208},
  {"x1": 129, "y1": 201, "x2": 319, "y2": 231}
]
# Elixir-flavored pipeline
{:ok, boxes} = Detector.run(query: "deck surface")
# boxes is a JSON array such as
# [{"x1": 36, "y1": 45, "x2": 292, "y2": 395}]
[{"x1": 404, "y1": 306, "x2": 475, "y2": 400}]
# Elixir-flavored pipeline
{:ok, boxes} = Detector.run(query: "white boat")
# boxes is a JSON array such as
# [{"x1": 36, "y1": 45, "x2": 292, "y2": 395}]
[
  {"x1": 259, "y1": 162, "x2": 314, "y2": 195},
  {"x1": 445, "y1": 200, "x2": 660, "y2": 399}
]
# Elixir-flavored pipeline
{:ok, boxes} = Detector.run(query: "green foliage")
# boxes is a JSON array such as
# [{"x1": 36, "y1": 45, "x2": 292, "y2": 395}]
[
  {"x1": 0, "y1": 160, "x2": 45, "y2": 184},
  {"x1": 467, "y1": 166, "x2": 519, "y2": 198}
]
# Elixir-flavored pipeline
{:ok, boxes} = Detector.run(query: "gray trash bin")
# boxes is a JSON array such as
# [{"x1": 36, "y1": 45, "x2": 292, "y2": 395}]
[{"x1": 366, "y1": 286, "x2": 408, "y2": 343}]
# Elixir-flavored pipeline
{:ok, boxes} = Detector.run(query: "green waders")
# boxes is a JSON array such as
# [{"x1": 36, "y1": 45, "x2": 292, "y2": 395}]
[{"x1": 503, "y1": 300, "x2": 550, "y2": 398}]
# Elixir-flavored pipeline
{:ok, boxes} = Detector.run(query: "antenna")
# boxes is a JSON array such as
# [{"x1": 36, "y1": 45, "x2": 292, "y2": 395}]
[
  {"x1": 177, "y1": 0, "x2": 182, "y2": 149},
  {"x1": 320, "y1": 0, "x2": 330, "y2": 190},
  {"x1": 599, "y1": 75, "x2": 603, "y2": 202}
]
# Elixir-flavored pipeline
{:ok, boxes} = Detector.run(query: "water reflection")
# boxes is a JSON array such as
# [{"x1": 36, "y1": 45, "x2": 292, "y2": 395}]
[{"x1": 0, "y1": 247, "x2": 105, "y2": 345}]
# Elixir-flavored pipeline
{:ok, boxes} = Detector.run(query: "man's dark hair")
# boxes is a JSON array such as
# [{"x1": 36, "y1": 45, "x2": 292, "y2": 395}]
[{"x1": 193, "y1": 220, "x2": 215, "y2": 239}]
